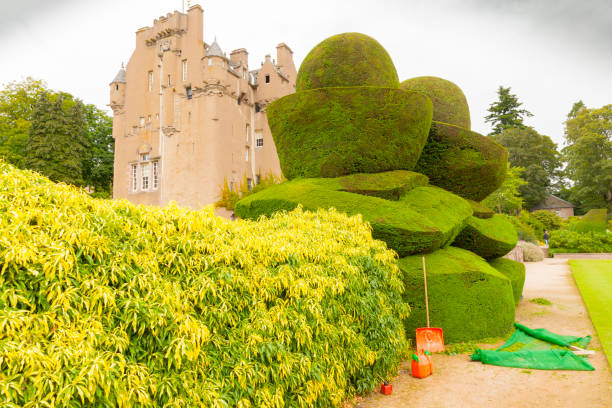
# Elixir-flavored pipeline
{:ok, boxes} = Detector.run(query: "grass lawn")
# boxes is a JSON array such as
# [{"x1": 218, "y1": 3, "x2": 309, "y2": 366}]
[{"x1": 570, "y1": 260, "x2": 612, "y2": 365}]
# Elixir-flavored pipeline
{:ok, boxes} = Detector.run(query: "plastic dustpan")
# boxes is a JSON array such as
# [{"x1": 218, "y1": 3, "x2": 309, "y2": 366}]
[{"x1": 416, "y1": 256, "x2": 445, "y2": 353}]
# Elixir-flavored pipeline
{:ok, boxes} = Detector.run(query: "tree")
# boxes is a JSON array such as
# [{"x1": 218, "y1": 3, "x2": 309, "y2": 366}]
[
  {"x1": 563, "y1": 104, "x2": 612, "y2": 211},
  {"x1": 82, "y1": 104, "x2": 114, "y2": 193},
  {"x1": 485, "y1": 86, "x2": 533, "y2": 136},
  {"x1": 481, "y1": 163, "x2": 527, "y2": 214},
  {"x1": 25, "y1": 93, "x2": 88, "y2": 185},
  {"x1": 492, "y1": 127, "x2": 562, "y2": 209}
]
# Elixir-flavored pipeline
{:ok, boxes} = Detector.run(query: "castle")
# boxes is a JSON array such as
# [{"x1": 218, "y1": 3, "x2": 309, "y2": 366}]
[{"x1": 109, "y1": 4, "x2": 296, "y2": 210}]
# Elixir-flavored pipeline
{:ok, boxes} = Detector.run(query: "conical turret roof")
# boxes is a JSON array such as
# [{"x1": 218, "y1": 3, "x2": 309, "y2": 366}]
[
  {"x1": 206, "y1": 38, "x2": 224, "y2": 58},
  {"x1": 111, "y1": 64, "x2": 126, "y2": 83}
]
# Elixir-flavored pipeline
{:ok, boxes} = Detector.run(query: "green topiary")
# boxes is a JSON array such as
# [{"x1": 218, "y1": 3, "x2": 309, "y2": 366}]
[
  {"x1": 549, "y1": 230, "x2": 612, "y2": 253},
  {"x1": 336, "y1": 170, "x2": 429, "y2": 200},
  {"x1": 488, "y1": 257, "x2": 526, "y2": 305},
  {"x1": 569, "y1": 209, "x2": 608, "y2": 234},
  {"x1": 235, "y1": 178, "x2": 472, "y2": 257},
  {"x1": 415, "y1": 122, "x2": 508, "y2": 201},
  {"x1": 296, "y1": 33, "x2": 399, "y2": 91},
  {"x1": 452, "y1": 214, "x2": 518, "y2": 259},
  {"x1": 468, "y1": 199, "x2": 494, "y2": 219},
  {"x1": 400, "y1": 76, "x2": 471, "y2": 129},
  {"x1": 267, "y1": 87, "x2": 433, "y2": 179},
  {"x1": 399, "y1": 247, "x2": 515, "y2": 343}
]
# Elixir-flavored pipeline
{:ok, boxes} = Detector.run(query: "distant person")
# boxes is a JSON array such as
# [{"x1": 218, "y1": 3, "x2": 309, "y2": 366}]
[{"x1": 543, "y1": 230, "x2": 549, "y2": 246}]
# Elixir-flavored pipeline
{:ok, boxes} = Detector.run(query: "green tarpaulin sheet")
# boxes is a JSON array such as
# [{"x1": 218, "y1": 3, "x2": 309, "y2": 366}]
[{"x1": 471, "y1": 323, "x2": 594, "y2": 371}]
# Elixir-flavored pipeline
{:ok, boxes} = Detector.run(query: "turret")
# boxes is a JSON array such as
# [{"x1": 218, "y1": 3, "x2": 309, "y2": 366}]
[{"x1": 109, "y1": 63, "x2": 126, "y2": 112}]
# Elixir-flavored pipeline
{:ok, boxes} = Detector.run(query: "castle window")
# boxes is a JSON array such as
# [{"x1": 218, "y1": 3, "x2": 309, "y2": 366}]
[
  {"x1": 208, "y1": 58, "x2": 212, "y2": 66},
  {"x1": 243, "y1": 69, "x2": 247, "y2": 80},
  {"x1": 168, "y1": 75, "x2": 171, "y2": 86},
  {"x1": 255, "y1": 103, "x2": 261, "y2": 113},
  {"x1": 115, "y1": 84, "x2": 119, "y2": 91},
  {"x1": 256, "y1": 137, "x2": 263, "y2": 148},
  {"x1": 182, "y1": 60, "x2": 188, "y2": 81},
  {"x1": 186, "y1": 87, "x2": 192, "y2": 100},
  {"x1": 265, "y1": 75, "x2": 270, "y2": 83},
  {"x1": 245, "y1": 147, "x2": 249, "y2": 161},
  {"x1": 152, "y1": 161, "x2": 159, "y2": 190},
  {"x1": 246, "y1": 124, "x2": 250, "y2": 142},
  {"x1": 140, "y1": 153, "x2": 150, "y2": 161},
  {"x1": 148, "y1": 71, "x2": 153, "y2": 92},
  {"x1": 247, "y1": 178, "x2": 253, "y2": 191},
  {"x1": 131, "y1": 164, "x2": 138, "y2": 192},
  {"x1": 139, "y1": 117, "x2": 145, "y2": 127},
  {"x1": 255, "y1": 174, "x2": 261, "y2": 185},
  {"x1": 141, "y1": 162, "x2": 150, "y2": 191}
]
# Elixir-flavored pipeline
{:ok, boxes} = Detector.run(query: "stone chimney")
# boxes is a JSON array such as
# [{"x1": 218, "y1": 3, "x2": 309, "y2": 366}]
[{"x1": 230, "y1": 48, "x2": 249, "y2": 68}]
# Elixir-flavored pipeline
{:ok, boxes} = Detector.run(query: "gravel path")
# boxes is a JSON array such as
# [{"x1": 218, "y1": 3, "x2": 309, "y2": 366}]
[{"x1": 355, "y1": 258, "x2": 612, "y2": 408}]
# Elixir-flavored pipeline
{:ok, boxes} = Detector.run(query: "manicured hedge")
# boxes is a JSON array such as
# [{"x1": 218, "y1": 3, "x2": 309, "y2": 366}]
[
  {"x1": 296, "y1": 32, "x2": 399, "y2": 91},
  {"x1": 235, "y1": 180, "x2": 472, "y2": 257},
  {"x1": 452, "y1": 214, "x2": 518, "y2": 259},
  {"x1": 415, "y1": 122, "x2": 508, "y2": 201},
  {"x1": 468, "y1": 199, "x2": 494, "y2": 219},
  {"x1": 0, "y1": 162, "x2": 410, "y2": 407},
  {"x1": 336, "y1": 170, "x2": 429, "y2": 200},
  {"x1": 569, "y1": 209, "x2": 608, "y2": 234},
  {"x1": 549, "y1": 229, "x2": 612, "y2": 254},
  {"x1": 267, "y1": 87, "x2": 433, "y2": 179},
  {"x1": 400, "y1": 76, "x2": 471, "y2": 129},
  {"x1": 488, "y1": 257, "x2": 526, "y2": 305},
  {"x1": 399, "y1": 247, "x2": 515, "y2": 343}
]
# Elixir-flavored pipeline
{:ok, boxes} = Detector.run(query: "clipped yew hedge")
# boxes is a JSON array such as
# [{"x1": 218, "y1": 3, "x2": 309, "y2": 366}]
[
  {"x1": 569, "y1": 208, "x2": 608, "y2": 234},
  {"x1": 0, "y1": 162, "x2": 410, "y2": 407},
  {"x1": 296, "y1": 32, "x2": 399, "y2": 91},
  {"x1": 400, "y1": 76, "x2": 471, "y2": 129},
  {"x1": 488, "y1": 258, "x2": 526, "y2": 305},
  {"x1": 468, "y1": 199, "x2": 494, "y2": 219},
  {"x1": 452, "y1": 214, "x2": 518, "y2": 259},
  {"x1": 399, "y1": 247, "x2": 515, "y2": 343},
  {"x1": 267, "y1": 87, "x2": 433, "y2": 179},
  {"x1": 415, "y1": 122, "x2": 508, "y2": 201},
  {"x1": 235, "y1": 178, "x2": 472, "y2": 257}
]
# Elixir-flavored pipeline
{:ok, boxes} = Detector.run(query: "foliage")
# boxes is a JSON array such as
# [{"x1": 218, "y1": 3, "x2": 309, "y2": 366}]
[
  {"x1": 0, "y1": 78, "x2": 114, "y2": 191},
  {"x1": 501, "y1": 215, "x2": 538, "y2": 243},
  {"x1": 518, "y1": 211, "x2": 545, "y2": 241},
  {"x1": 399, "y1": 247, "x2": 515, "y2": 343},
  {"x1": 216, "y1": 173, "x2": 282, "y2": 211},
  {"x1": 25, "y1": 93, "x2": 88, "y2": 186},
  {"x1": 481, "y1": 164, "x2": 526, "y2": 214},
  {"x1": 492, "y1": 127, "x2": 562, "y2": 209},
  {"x1": 0, "y1": 160, "x2": 409, "y2": 407},
  {"x1": 488, "y1": 257, "x2": 526, "y2": 305},
  {"x1": 296, "y1": 33, "x2": 399, "y2": 92},
  {"x1": 570, "y1": 260, "x2": 612, "y2": 363},
  {"x1": 267, "y1": 87, "x2": 432, "y2": 179},
  {"x1": 336, "y1": 170, "x2": 428, "y2": 200},
  {"x1": 563, "y1": 104, "x2": 612, "y2": 211},
  {"x1": 415, "y1": 122, "x2": 508, "y2": 201},
  {"x1": 530, "y1": 210, "x2": 564, "y2": 232},
  {"x1": 467, "y1": 199, "x2": 493, "y2": 219},
  {"x1": 452, "y1": 214, "x2": 519, "y2": 259},
  {"x1": 400, "y1": 76, "x2": 471, "y2": 129},
  {"x1": 529, "y1": 298, "x2": 552, "y2": 306},
  {"x1": 568, "y1": 208, "x2": 607, "y2": 234},
  {"x1": 485, "y1": 86, "x2": 533, "y2": 136},
  {"x1": 549, "y1": 230, "x2": 612, "y2": 254},
  {"x1": 235, "y1": 177, "x2": 472, "y2": 257},
  {"x1": 517, "y1": 241, "x2": 544, "y2": 262}
]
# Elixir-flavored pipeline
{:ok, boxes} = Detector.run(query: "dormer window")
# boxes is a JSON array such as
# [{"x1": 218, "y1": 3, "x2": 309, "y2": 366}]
[
  {"x1": 265, "y1": 75, "x2": 270, "y2": 83},
  {"x1": 208, "y1": 58, "x2": 212, "y2": 66},
  {"x1": 182, "y1": 60, "x2": 188, "y2": 81}
]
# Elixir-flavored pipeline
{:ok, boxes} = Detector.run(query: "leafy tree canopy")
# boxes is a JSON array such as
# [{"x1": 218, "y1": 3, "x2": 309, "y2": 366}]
[
  {"x1": 492, "y1": 126, "x2": 562, "y2": 209},
  {"x1": 481, "y1": 163, "x2": 526, "y2": 214},
  {"x1": 563, "y1": 103, "x2": 612, "y2": 211},
  {"x1": 485, "y1": 86, "x2": 533, "y2": 136}
]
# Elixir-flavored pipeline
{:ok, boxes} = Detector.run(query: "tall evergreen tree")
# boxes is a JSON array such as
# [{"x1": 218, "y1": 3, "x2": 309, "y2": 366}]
[
  {"x1": 82, "y1": 104, "x2": 114, "y2": 193},
  {"x1": 25, "y1": 93, "x2": 88, "y2": 185},
  {"x1": 485, "y1": 86, "x2": 533, "y2": 136}
]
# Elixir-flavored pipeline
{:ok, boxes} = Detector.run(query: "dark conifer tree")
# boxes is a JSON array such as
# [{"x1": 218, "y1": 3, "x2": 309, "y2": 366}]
[{"x1": 485, "y1": 86, "x2": 533, "y2": 136}]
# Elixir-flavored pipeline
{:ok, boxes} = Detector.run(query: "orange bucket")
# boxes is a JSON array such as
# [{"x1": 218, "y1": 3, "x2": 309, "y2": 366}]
[
  {"x1": 411, "y1": 352, "x2": 433, "y2": 378},
  {"x1": 416, "y1": 256, "x2": 445, "y2": 353}
]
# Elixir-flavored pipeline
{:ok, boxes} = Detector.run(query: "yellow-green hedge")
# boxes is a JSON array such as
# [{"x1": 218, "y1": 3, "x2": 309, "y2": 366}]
[{"x1": 0, "y1": 162, "x2": 409, "y2": 407}]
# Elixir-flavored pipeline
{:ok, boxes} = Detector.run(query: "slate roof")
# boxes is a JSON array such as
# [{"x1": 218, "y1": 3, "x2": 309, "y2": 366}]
[
  {"x1": 532, "y1": 194, "x2": 575, "y2": 210},
  {"x1": 206, "y1": 39, "x2": 224, "y2": 58},
  {"x1": 111, "y1": 67, "x2": 126, "y2": 83}
]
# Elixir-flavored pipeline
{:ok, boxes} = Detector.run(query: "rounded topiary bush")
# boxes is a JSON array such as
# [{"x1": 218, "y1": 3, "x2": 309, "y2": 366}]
[
  {"x1": 267, "y1": 87, "x2": 433, "y2": 179},
  {"x1": 452, "y1": 214, "x2": 519, "y2": 259},
  {"x1": 399, "y1": 247, "x2": 515, "y2": 343},
  {"x1": 415, "y1": 122, "x2": 508, "y2": 201},
  {"x1": 0, "y1": 161, "x2": 410, "y2": 407},
  {"x1": 296, "y1": 32, "x2": 400, "y2": 91},
  {"x1": 401, "y1": 76, "x2": 471, "y2": 129},
  {"x1": 488, "y1": 257, "x2": 526, "y2": 305}
]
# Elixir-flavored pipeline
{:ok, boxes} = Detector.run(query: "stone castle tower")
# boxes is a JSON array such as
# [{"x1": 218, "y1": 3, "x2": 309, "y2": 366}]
[{"x1": 109, "y1": 4, "x2": 296, "y2": 209}]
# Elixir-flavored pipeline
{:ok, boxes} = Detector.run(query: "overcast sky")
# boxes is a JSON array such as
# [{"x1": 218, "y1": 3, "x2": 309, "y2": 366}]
[{"x1": 1, "y1": 0, "x2": 610, "y2": 146}]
